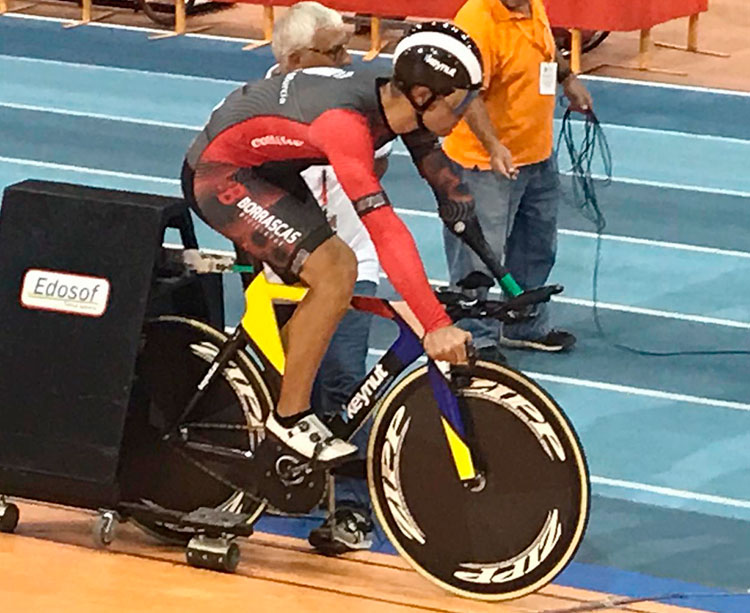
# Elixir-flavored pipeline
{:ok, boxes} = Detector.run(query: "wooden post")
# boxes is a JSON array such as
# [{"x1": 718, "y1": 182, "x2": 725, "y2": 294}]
[
  {"x1": 687, "y1": 13, "x2": 699, "y2": 52},
  {"x1": 148, "y1": 0, "x2": 211, "y2": 40},
  {"x1": 585, "y1": 17, "x2": 694, "y2": 76},
  {"x1": 242, "y1": 5, "x2": 273, "y2": 50},
  {"x1": 654, "y1": 11, "x2": 729, "y2": 57},
  {"x1": 363, "y1": 16, "x2": 386, "y2": 62},
  {"x1": 263, "y1": 5, "x2": 274, "y2": 41},
  {"x1": 570, "y1": 28, "x2": 582, "y2": 74},
  {"x1": 638, "y1": 28, "x2": 651, "y2": 70},
  {"x1": 174, "y1": 0, "x2": 186, "y2": 36},
  {"x1": 63, "y1": 0, "x2": 116, "y2": 29}
]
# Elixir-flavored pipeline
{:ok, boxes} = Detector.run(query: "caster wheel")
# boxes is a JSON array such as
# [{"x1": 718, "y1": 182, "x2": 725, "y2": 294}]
[
  {"x1": 186, "y1": 536, "x2": 240, "y2": 573},
  {"x1": 93, "y1": 511, "x2": 118, "y2": 547},
  {"x1": 0, "y1": 502, "x2": 19, "y2": 533}
]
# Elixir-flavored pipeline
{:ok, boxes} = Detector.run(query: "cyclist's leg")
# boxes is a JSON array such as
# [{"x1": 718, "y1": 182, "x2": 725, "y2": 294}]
[
  {"x1": 312, "y1": 279, "x2": 377, "y2": 423},
  {"x1": 279, "y1": 235, "x2": 357, "y2": 417},
  {"x1": 183, "y1": 160, "x2": 358, "y2": 462}
]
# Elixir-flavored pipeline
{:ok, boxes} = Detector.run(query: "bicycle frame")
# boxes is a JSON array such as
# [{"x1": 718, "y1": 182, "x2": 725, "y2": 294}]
[{"x1": 190, "y1": 271, "x2": 481, "y2": 483}]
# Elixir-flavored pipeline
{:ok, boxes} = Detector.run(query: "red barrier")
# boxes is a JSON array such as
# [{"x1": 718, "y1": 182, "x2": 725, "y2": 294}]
[
  {"x1": 545, "y1": 0, "x2": 709, "y2": 32},
  {"x1": 215, "y1": 0, "x2": 714, "y2": 66},
  {"x1": 249, "y1": 0, "x2": 462, "y2": 18},
  {"x1": 233, "y1": 0, "x2": 708, "y2": 28}
]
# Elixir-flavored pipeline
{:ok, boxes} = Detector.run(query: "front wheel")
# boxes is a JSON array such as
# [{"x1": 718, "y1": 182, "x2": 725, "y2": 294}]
[{"x1": 367, "y1": 361, "x2": 589, "y2": 601}]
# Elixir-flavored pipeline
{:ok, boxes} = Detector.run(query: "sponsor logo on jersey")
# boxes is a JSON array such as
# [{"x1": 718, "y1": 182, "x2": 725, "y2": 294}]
[
  {"x1": 453, "y1": 509, "x2": 562, "y2": 584},
  {"x1": 424, "y1": 54, "x2": 457, "y2": 77},
  {"x1": 20, "y1": 269, "x2": 110, "y2": 317},
  {"x1": 250, "y1": 135, "x2": 304, "y2": 148},
  {"x1": 279, "y1": 71, "x2": 297, "y2": 104},
  {"x1": 236, "y1": 197, "x2": 303, "y2": 245},
  {"x1": 345, "y1": 363, "x2": 389, "y2": 419}
]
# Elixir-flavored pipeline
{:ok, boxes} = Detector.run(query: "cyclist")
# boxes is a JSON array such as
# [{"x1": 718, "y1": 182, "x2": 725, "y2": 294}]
[{"x1": 182, "y1": 21, "x2": 487, "y2": 465}]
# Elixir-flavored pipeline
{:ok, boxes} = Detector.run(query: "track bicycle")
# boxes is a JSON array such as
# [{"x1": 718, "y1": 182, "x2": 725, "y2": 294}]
[{"x1": 118, "y1": 249, "x2": 590, "y2": 601}]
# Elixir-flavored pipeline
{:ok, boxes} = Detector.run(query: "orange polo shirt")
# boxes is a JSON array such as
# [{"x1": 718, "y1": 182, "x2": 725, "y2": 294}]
[{"x1": 443, "y1": 0, "x2": 557, "y2": 169}]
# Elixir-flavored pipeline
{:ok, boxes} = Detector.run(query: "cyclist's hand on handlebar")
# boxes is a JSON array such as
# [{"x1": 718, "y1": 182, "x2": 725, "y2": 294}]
[{"x1": 423, "y1": 326, "x2": 472, "y2": 364}]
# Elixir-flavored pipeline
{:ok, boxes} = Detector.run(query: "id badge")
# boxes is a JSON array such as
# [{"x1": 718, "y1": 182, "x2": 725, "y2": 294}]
[{"x1": 539, "y1": 61, "x2": 558, "y2": 95}]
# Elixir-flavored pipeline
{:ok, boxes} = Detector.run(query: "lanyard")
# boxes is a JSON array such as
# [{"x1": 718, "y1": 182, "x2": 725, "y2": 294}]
[{"x1": 509, "y1": 3, "x2": 555, "y2": 61}]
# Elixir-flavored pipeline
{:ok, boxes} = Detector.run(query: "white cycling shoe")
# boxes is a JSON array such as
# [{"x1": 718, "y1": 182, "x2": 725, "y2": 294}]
[{"x1": 265, "y1": 412, "x2": 358, "y2": 464}]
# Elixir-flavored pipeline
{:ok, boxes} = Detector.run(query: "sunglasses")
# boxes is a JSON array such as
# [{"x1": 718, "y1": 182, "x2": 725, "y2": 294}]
[{"x1": 452, "y1": 89, "x2": 480, "y2": 116}]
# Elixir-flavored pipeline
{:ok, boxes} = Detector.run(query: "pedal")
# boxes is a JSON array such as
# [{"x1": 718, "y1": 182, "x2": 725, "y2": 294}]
[{"x1": 181, "y1": 507, "x2": 255, "y2": 537}]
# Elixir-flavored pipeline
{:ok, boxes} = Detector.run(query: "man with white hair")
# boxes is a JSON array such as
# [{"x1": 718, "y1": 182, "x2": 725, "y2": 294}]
[{"x1": 266, "y1": 1, "x2": 389, "y2": 554}]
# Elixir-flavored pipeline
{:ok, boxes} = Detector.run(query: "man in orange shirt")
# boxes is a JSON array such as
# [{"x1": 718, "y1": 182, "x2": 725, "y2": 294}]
[{"x1": 443, "y1": 0, "x2": 592, "y2": 357}]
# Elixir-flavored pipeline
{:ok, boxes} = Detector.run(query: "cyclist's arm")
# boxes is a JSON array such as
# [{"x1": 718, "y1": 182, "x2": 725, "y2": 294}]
[
  {"x1": 309, "y1": 109, "x2": 451, "y2": 333},
  {"x1": 401, "y1": 130, "x2": 520, "y2": 294}
]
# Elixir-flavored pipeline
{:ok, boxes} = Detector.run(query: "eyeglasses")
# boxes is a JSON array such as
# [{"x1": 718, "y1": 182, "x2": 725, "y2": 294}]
[{"x1": 309, "y1": 43, "x2": 349, "y2": 61}]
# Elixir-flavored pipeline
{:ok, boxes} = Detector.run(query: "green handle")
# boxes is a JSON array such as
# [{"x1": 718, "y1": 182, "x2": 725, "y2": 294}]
[
  {"x1": 231, "y1": 264, "x2": 255, "y2": 273},
  {"x1": 499, "y1": 273, "x2": 523, "y2": 298}
]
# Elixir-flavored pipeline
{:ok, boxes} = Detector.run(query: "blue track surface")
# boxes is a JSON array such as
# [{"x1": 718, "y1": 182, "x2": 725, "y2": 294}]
[{"x1": 2, "y1": 14, "x2": 750, "y2": 612}]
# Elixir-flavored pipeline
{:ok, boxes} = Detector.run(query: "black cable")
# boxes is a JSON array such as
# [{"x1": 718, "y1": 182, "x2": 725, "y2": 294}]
[{"x1": 557, "y1": 109, "x2": 750, "y2": 357}]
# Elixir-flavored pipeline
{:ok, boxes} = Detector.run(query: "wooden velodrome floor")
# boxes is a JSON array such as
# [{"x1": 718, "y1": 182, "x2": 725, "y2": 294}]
[{"x1": 0, "y1": 501, "x2": 706, "y2": 613}]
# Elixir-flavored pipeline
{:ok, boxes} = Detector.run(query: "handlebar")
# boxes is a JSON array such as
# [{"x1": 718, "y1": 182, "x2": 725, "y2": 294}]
[{"x1": 436, "y1": 284, "x2": 564, "y2": 324}]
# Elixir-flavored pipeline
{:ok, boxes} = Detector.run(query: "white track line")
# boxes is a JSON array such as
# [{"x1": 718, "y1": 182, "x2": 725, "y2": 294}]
[
  {"x1": 0, "y1": 53, "x2": 240, "y2": 85},
  {"x1": 551, "y1": 296, "x2": 750, "y2": 330},
  {"x1": 559, "y1": 229, "x2": 750, "y2": 258},
  {"x1": 583, "y1": 73, "x2": 750, "y2": 97},
  {"x1": 0, "y1": 101, "x2": 201, "y2": 130},
  {"x1": 525, "y1": 371, "x2": 750, "y2": 413},
  {"x1": 590, "y1": 476, "x2": 750, "y2": 510},
  {"x1": 587, "y1": 121, "x2": 750, "y2": 146},
  {"x1": 0, "y1": 155, "x2": 180, "y2": 183}
]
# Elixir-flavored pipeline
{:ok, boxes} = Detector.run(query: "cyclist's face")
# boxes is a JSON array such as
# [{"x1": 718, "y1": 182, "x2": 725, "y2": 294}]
[
  {"x1": 290, "y1": 26, "x2": 351, "y2": 70},
  {"x1": 418, "y1": 88, "x2": 476, "y2": 136}
]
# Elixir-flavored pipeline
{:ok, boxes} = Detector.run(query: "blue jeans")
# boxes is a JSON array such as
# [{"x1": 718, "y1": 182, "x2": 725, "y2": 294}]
[
  {"x1": 443, "y1": 156, "x2": 561, "y2": 347},
  {"x1": 312, "y1": 280, "x2": 377, "y2": 423}
]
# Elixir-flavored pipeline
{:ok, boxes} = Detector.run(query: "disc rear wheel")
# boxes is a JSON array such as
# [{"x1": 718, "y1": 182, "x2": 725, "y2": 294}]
[{"x1": 120, "y1": 316, "x2": 273, "y2": 544}]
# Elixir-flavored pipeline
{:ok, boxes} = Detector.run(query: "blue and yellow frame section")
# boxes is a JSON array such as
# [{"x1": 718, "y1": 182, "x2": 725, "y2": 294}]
[{"x1": 239, "y1": 272, "x2": 478, "y2": 482}]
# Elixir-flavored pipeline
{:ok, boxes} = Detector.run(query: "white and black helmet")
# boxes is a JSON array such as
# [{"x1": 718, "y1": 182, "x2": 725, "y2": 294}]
[{"x1": 393, "y1": 21, "x2": 483, "y2": 107}]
